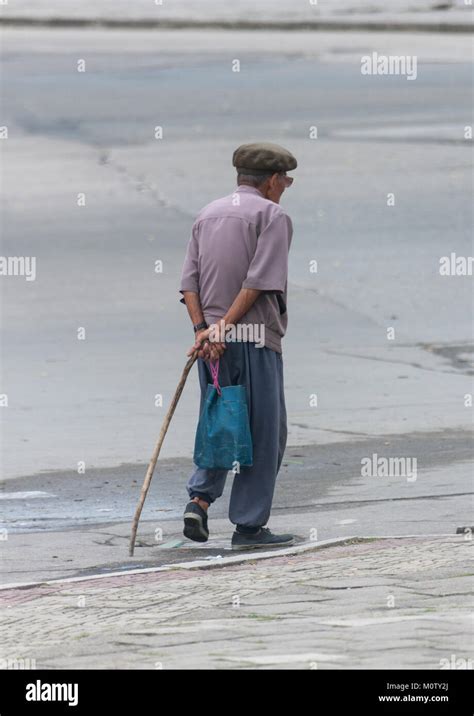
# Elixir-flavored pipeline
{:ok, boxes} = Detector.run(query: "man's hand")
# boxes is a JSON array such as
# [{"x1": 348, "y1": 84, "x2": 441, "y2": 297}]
[{"x1": 187, "y1": 325, "x2": 226, "y2": 361}]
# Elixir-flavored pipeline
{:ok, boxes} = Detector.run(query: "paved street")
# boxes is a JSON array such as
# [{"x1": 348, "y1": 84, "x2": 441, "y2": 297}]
[
  {"x1": 0, "y1": 429, "x2": 471, "y2": 586},
  {"x1": 1, "y1": 535, "x2": 472, "y2": 669},
  {"x1": 0, "y1": 28, "x2": 472, "y2": 479},
  {"x1": 0, "y1": 0, "x2": 471, "y2": 29},
  {"x1": 0, "y1": 20, "x2": 472, "y2": 676}
]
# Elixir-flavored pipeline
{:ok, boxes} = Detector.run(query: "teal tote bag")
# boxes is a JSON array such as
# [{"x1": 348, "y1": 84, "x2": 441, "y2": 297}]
[{"x1": 193, "y1": 359, "x2": 253, "y2": 470}]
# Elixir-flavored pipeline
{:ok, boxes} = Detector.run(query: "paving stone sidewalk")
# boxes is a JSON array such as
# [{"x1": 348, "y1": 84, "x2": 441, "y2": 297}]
[{"x1": 1, "y1": 535, "x2": 472, "y2": 670}]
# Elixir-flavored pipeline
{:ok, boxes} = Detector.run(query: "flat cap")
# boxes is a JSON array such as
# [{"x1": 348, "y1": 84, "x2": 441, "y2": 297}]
[{"x1": 233, "y1": 142, "x2": 297, "y2": 175}]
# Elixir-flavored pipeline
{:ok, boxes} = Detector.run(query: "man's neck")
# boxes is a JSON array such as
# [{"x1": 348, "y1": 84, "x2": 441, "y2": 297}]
[{"x1": 237, "y1": 183, "x2": 265, "y2": 197}]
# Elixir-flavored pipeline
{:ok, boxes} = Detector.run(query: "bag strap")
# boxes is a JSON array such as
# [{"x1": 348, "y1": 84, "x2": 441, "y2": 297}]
[{"x1": 210, "y1": 359, "x2": 222, "y2": 396}]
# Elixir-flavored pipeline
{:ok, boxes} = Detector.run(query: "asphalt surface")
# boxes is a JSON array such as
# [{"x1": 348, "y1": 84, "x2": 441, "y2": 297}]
[
  {"x1": 0, "y1": 28, "x2": 472, "y2": 481},
  {"x1": 0, "y1": 28, "x2": 472, "y2": 586},
  {"x1": 1, "y1": 429, "x2": 472, "y2": 585}
]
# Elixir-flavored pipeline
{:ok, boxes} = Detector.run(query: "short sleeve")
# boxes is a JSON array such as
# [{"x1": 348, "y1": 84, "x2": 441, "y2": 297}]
[
  {"x1": 179, "y1": 224, "x2": 200, "y2": 304},
  {"x1": 242, "y1": 211, "x2": 292, "y2": 293}
]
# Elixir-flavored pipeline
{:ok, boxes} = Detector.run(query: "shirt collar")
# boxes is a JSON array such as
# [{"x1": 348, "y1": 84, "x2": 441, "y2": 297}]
[{"x1": 234, "y1": 185, "x2": 264, "y2": 197}]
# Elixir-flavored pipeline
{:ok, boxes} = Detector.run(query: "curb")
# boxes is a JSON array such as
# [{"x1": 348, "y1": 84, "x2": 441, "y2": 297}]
[
  {"x1": 0, "y1": 532, "x2": 463, "y2": 592},
  {"x1": 0, "y1": 18, "x2": 472, "y2": 34}
]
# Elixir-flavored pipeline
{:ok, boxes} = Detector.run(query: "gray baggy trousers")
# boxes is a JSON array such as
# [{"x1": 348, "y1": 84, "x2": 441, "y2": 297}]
[{"x1": 186, "y1": 341, "x2": 287, "y2": 529}]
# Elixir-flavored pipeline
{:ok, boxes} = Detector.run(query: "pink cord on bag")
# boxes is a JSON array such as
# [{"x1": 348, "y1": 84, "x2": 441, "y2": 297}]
[{"x1": 210, "y1": 359, "x2": 222, "y2": 396}]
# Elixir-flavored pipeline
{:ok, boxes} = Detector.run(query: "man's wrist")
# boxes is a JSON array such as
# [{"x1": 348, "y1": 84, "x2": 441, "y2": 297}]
[{"x1": 193, "y1": 320, "x2": 208, "y2": 333}]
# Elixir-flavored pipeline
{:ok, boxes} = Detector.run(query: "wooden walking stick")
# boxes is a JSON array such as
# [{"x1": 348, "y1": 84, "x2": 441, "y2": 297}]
[{"x1": 129, "y1": 352, "x2": 198, "y2": 556}]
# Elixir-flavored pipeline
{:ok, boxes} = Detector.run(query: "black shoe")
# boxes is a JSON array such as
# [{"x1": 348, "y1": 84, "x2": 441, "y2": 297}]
[
  {"x1": 231, "y1": 527, "x2": 295, "y2": 551},
  {"x1": 183, "y1": 500, "x2": 209, "y2": 542}
]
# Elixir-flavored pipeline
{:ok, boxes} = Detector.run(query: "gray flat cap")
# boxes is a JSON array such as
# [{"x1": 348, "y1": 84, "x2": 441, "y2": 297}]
[{"x1": 233, "y1": 142, "x2": 297, "y2": 175}]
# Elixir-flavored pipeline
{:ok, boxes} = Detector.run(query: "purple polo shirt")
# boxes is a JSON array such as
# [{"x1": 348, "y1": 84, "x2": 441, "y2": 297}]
[{"x1": 179, "y1": 185, "x2": 293, "y2": 353}]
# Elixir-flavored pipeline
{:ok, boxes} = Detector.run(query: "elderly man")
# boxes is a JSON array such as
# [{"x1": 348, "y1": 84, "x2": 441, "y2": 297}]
[{"x1": 179, "y1": 142, "x2": 296, "y2": 550}]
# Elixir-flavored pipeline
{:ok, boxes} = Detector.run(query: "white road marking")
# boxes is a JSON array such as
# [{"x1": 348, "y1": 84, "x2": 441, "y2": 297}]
[{"x1": 0, "y1": 491, "x2": 57, "y2": 500}]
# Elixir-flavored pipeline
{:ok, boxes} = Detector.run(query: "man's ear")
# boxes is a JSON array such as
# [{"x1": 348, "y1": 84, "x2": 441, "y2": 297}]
[
  {"x1": 260, "y1": 174, "x2": 279, "y2": 198},
  {"x1": 270, "y1": 172, "x2": 280, "y2": 188}
]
